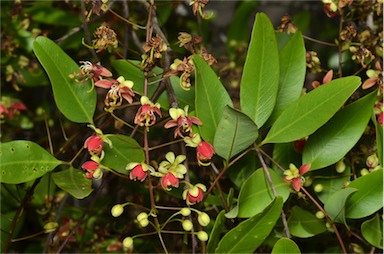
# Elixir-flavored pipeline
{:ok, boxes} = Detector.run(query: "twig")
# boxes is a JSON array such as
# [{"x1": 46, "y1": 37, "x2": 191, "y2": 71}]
[
  {"x1": 80, "y1": 0, "x2": 99, "y2": 62},
  {"x1": 56, "y1": 176, "x2": 108, "y2": 253},
  {"x1": 302, "y1": 35, "x2": 337, "y2": 47},
  {"x1": 300, "y1": 187, "x2": 347, "y2": 254},
  {"x1": 122, "y1": 0, "x2": 130, "y2": 59},
  {"x1": 204, "y1": 147, "x2": 252, "y2": 200},
  {"x1": 338, "y1": 10, "x2": 344, "y2": 78},
  {"x1": 3, "y1": 179, "x2": 41, "y2": 253},
  {"x1": 256, "y1": 149, "x2": 291, "y2": 239}
]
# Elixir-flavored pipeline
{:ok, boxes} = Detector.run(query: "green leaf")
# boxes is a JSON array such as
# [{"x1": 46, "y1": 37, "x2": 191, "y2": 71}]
[
  {"x1": 238, "y1": 168, "x2": 290, "y2": 218},
  {"x1": 226, "y1": 1, "x2": 259, "y2": 47},
  {"x1": 303, "y1": 92, "x2": 377, "y2": 170},
  {"x1": 263, "y1": 76, "x2": 361, "y2": 144},
  {"x1": 267, "y1": 31, "x2": 306, "y2": 126},
  {"x1": 102, "y1": 134, "x2": 145, "y2": 174},
  {"x1": 207, "y1": 210, "x2": 226, "y2": 253},
  {"x1": 271, "y1": 238, "x2": 301, "y2": 254},
  {"x1": 361, "y1": 214, "x2": 383, "y2": 249},
  {"x1": 288, "y1": 206, "x2": 327, "y2": 238},
  {"x1": 345, "y1": 169, "x2": 383, "y2": 219},
  {"x1": 111, "y1": 59, "x2": 195, "y2": 110},
  {"x1": 214, "y1": 106, "x2": 258, "y2": 161},
  {"x1": 215, "y1": 197, "x2": 283, "y2": 253},
  {"x1": 194, "y1": 55, "x2": 233, "y2": 143},
  {"x1": 324, "y1": 188, "x2": 358, "y2": 229},
  {"x1": 228, "y1": 151, "x2": 259, "y2": 189},
  {"x1": 25, "y1": 4, "x2": 81, "y2": 27},
  {"x1": 33, "y1": 36, "x2": 96, "y2": 123},
  {"x1": 372, "y1": 110, "x2": 383, "y2": 166},
  {"x1": 0, "y1": 141, "x2": 62, "y2": 184},
  {"x1": 51, "y1": 167, "x2": 93, "y2": 199},
  {"x1": 240, "y1": 12, "x2": 279, "y2": 128},
  {"x1": 311, "y1": 166, "x2": 351, "y2": 204}
]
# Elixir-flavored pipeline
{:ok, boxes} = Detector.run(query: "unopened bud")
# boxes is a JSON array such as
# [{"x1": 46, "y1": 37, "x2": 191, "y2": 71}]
[
  {"x1": 366, "y1": 154, "x2": 379, "y2": 168},
  {"x1": 197, "y1": 231, "x2": 208, "y2": 241},
  {"x1": 111, "y1": 204, "x2": 124, "y2": 217},
  {"x1": 335, "y1": 160, "x2": 346, "y2": 173},
  {"x1": 314, "y1": 184, "x2": 324, "y2": 193},
  {"x1": 123, "y1": 237, "x2": 133, "y2": 249},
  {"x1": 197, "y1": 212, "x2": 210, "y2": 227},
  {"x1": 137, "y1": 212, "x2": 149, "y2": 227},
  {"x1": 44, "y1": 222, "x2": 59, "y2": 233},
  {"x1": 315, "y1": 211, "x2": 325, "y2": 219},
  {"x1": 182, "y1": 220, "x2": 193, "y2": 231},
  {"x1": 360, "y1": 168, "x2": 369, "y2": 176},
  {"x1": 180, "y1": 208, "x2": 191, "y2": 216}
]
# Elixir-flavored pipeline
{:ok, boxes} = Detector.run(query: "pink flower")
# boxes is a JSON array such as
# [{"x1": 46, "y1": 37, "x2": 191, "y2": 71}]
[
  {"x1": 283, "y1": 163, "x2": 311, "y2": 192},
  {"x1": 134, "y1": 96, "x2": 161, "y2": 129},
  {"x1": 72, "y1": 61, "x2": 112, "y2": 83},
  {"x1": 0, "y1": 97, "x2": 27, "y2": 120},
  {"x1": 161, "y1": 173, "x2": 179, "y2": 190},
  {"x1": 182, "y1": 183, "x2": 206, "y2": 205},
  {"x1": 197, "y1": 141, "x2": 215, "y2": 166},
  {"x1": 84, "y1": 135, "x2": 104, "y2": 155},
  {"x1": 127, "y1": 163, "x2": 148, "y2": 182},
  {"x1": 81, "y1": 161, "x2": 99, "y2": 179},
  {"x1": 101, "y1": 76, "x2": 135, "y2": 110},
  {"x1": 164, "y1": 106, "x2": 202, "y2": 138}
]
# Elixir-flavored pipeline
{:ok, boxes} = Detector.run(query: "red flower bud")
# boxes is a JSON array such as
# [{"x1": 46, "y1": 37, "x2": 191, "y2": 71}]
[
  {"x1": 129, "y1": 164, "x2": 148, "y2": 182},
  {"x1": 81, "y1": 161, "x2": 99, "y2": 179},
  {"x1": 197, "y1": 141, "x2": 215, "y2": 166},
  {"x1": 161, "y1": 173, "x2": 179, "y2": 190},
  {"x1": 84, "y1": 135, "x2": 104, "y2": 155},
  {"x1": 182, "y1": 183, "x2": 207, "y2": 205}
]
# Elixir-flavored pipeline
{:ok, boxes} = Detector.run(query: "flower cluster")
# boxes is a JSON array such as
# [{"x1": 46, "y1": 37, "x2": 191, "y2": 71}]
[
  {"x1": 134, "y1": 96, "x2": 162, "y2": 130},
  {"x1": 283, "y1": 163, "x2": 311, "y2": 192},
  {"x1": 91, "y1": 24, "x2": 118, "y2": 53},
  {"x1": 81, "y1": 125, "x2": 111, "y2": 179},
  {"x1": 71, "y1": 62, "x2": 136, "y2": 111},
  {"x1": 0, "y1": 96, "x2": 27, "y2": 121},
  {"x1": 141, "y1": 34, "x2": 167, "y2": 71}
]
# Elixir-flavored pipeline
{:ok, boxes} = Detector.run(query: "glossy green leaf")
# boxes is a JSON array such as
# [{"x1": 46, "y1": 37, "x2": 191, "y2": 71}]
[
  {"x1": 303, "y1": 92, "x2": 377, "y2": 170},
  {"x1": 311, "y1": 166, "x2": 351, "y2": 204},
  {"x1": 215, "y1": 197, "x2": 283, "y2": 253},
  {"x1": 111, "y1": 59, "x2": 195, "y2": 110},
  {"x1": 238, "y1": 168, "x2": 290, "y2": 218},
  {"x1": 0, "y1": 141, "x2": 62, "y2": 184},
  {"x1": 288, "y1": 206, "x2": 327, "y2": 238},
  {"x1": 33, "y1": 36, "x2": 96, "y2": 123},
  {"x1": 373, "y1": 111, "x2": 383, "y2": 166},
  {"x1": 207, "y1": 210, "x2": 226, "y2": 253},
  {"x1": 228, "y1": 151, "x2": 259, "y2": 189},
  {"x1": 51, "y1": 167, "x2": 93, "y2": 199},
  {"x1": 25, "y1": 4, "x2": 81, "y2": 26},
  {"x1": 102, "y1": 134, "x2": 145, "y2": 174},
  {"x1": 324, "y1": 188, "x2": 358, "y2": 229},
  {"x1": 194, "y1": 55, "x2": 233, "y2": 143},
  {"x1": 263, "y1": 76, "x2": 361, "y2": 144},
  {"x1": 214, "y1": 106, "x2": 258, "y2": 161},
  {"x1": 271, "y1": 238, "x2": 301, "y2": 254},
  {"x1": 240, "y1": 13, "x2": 279, "y2": 128},
  {"x1": 345, "y1": 169, "x2": 383, "y2": 219},
  {"x1": 267, "y1": 31, "x2": 306, "y2": 126},
  {"x1": 361, "y1": 214, "x2": 383, "y2": 249}
]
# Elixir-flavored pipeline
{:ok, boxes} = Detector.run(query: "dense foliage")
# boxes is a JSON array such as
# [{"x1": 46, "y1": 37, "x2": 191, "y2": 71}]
[{"x1": 1, "y1": 1, "x2": 383, "y2": 253}]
